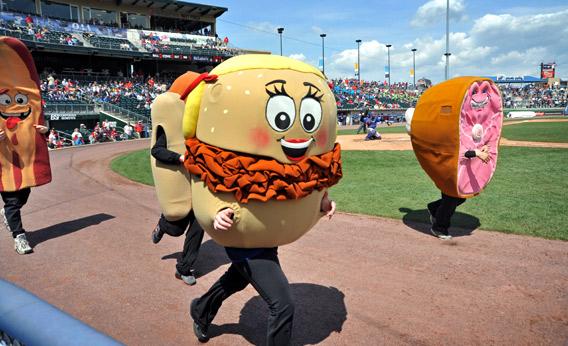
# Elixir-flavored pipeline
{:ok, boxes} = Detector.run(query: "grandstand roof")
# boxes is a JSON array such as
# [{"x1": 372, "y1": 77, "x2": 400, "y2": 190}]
[
  {"x1": 73, "y1": 0, "x2": 228, "y2": 18},
  {"x1": 84, "y1": 0, "x2": 227, "y2": 18}
]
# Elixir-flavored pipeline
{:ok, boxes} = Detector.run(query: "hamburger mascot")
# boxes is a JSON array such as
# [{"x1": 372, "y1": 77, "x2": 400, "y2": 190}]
[
  {"x1": 406, "y1": 77, "x2": 503, "y2": 239},
  {"x1": 152, "y1": 54, "x2": 342, "y2": 344},
  {"x1": 0, "y1": 37, "x2": 51, "y2": 254}
]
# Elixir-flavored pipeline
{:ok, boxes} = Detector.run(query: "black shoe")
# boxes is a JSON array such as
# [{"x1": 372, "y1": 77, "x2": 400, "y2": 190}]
[
  {"x1": 430, "y1": 228, "x2": 452, "y2": 240},
  {"x1": 175, "y1": 269, "x2": 197, "y2": 285},
  {"x1": 151, "y1": 224, "x2": 164, "y2": 244},
  {"x1": 190, "y1": 298, "x2": 209, "y2": 342},
  {"x1": 427, "y1": 208, "x2": 436, "y2": 225}
]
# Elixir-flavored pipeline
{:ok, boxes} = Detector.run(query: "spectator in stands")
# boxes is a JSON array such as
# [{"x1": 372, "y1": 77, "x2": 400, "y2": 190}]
[
  {"x1": 47, "y1": 129, "x2": 59, "y2": 149},
  {"x1": 79, "y1": 123, "x2": 90, "y2": 139},
  {"x1": 71, "y1": 128, "x2": 84, "y2": 146},
  {"x1": 109, "y1": 127, "x2": 119, "y2": 141},
  {"x1": 123, "y1": 123, "x2": 133, "y2": 139},
  {"x1": 134, "y1": 121, "x2": 143, "y2": 138}
]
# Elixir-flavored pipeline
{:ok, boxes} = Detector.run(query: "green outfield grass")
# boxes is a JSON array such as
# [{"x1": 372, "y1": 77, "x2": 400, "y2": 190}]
[
  {"x1": 502, "y1": 121, "x2": 568, "y2": 143},
  {"x1": 112, "y1": 146, "x2": 568, "y2": 240},
  {"x1": 337, "y1": 126, "x2": 407, "y2": 135},
  {"x1": 111, "y1": 149, "x2": 153, "y2": 186},
  {"x1": 334, "y1": 147, "x2": 568, "y2": 240}
]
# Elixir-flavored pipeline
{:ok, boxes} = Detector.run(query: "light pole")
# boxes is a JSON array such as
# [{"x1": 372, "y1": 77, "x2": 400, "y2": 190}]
[
  {"x1": 277, "y1": 27, "x2": 284, "y2": 56},
  {"x1": 356, "y1": 39, "x2": 361, "y2": 83},
  {"x1": 445, "y1": 0, "x2": 450, "y2": 80},
  {"x1": 411, "y1": 48, "x2": 417, "y2": 89},
  {"x1": 386, "y1": 44, "x2": 392, "y2": 86},
  {"x1": 320, "y1": 33, "x2": 326, "y2": 74}
]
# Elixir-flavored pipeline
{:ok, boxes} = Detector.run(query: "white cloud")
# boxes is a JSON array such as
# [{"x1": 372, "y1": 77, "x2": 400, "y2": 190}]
[
  {"x1": 326, "y1": 8, "x2": 568, "y2": 83},
  {"x1": 327, "y1": 40, "x2": 388, "y2": 79},
  {"x1": 311, "y1": 26, "x2": 324, "y2": 35},
  {"x1": 247, "y1": 21, "x2": 280, "y2": 34},
  {"x1": 289, "y1": 53, "x2": 307, "y2": 62},
  {"x1": 411, "y1": 0, "x2": 467, "y2": 27}
]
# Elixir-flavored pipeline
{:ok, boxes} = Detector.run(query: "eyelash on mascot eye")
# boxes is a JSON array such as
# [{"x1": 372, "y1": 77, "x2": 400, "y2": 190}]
[
  {"x1": 304, "y1": 86, "x2": 323, "y2": 102},
  {"x1": 266, "y1": 83, "x2": 290, "y2": 98}
]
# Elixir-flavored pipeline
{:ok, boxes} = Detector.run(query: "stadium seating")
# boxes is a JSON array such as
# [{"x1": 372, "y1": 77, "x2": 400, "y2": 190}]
[{"x1": 85, "y1": 35, "x2": 137, "y2": 51}]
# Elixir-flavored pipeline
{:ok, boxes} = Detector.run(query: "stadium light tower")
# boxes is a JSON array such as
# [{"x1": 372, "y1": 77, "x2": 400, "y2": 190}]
[
  {"x1": 386, "y1": 44, "x2": 392, "y2": 87},
  {"x1": 356, "y1": 39, "x2": 362, "y2": 83},
  {"x1": 277, "y1": 27, "x2": 284, "y2": 56},
  {"x1": 320, "y1": 33, "x2": 326, "y2": 74},
  {"x1": 445, "y1": 0, "x2": 450, "y2": 80},
  {"x1": 411, "y1": 48, "x2": 417, "y2": 89}
]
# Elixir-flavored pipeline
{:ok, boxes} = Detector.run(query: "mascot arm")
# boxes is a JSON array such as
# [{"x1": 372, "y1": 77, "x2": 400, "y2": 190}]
[{"x1": 151, "y1": 127, "x2": 183, "y2": 164}]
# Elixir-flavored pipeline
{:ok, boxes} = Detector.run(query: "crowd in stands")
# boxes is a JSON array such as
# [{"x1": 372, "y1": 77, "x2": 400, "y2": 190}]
[
  {"x1": 41, "y1": 75, "x2": 170, "y2": 117},
  {"x1": 1, "y1": 14, "x2": 82, "y2": 46},
  {"x1": 47, "y1": 120, "x2": 149, "y2": 149},
  {"x1": 139, "y1": 31, "x2": 235, "y2": 55},
  {"x1": 39, "y1": 73, "x2": 567, "y2": 149},
  {"x1": 500, "y1": 84, "x2": 567, "y2": 109},
  {"x1": 331, "y1": 79, "x2": 420, "y2": 110},
  {"x1": 1, "y1": 12, "x2": 235, "y2": 55}
]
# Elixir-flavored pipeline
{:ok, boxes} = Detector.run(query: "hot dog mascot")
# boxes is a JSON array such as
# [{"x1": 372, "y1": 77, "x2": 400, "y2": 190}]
[
  {"x1": 0, "y1": 37, "x2": 51, "y2": 254},
  {"x1": 150, "y1": 71, "x2": 204, "y2": 286}
]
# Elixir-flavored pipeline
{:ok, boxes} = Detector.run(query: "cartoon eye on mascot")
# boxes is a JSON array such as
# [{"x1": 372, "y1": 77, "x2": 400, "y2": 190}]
[
  {"x1": 151, "y1": 54, "x2": 342, "y2": 248},
  {"x1": 406, "y1": 76, "x2": 503, "y2": 198},
  {"x1": 0, "y1": 37, "x2": 51, "y2": 192}
]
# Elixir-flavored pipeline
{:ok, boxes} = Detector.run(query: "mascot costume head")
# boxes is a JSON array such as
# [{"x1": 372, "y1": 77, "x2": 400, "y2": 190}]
[
  {"x1": 152, "y1": 54, "x2": 342, "y2": 248},
  {"x1": 406, "y1": 76, "x2": 503, "y2": 198},
  {"x1": 0, "y1": 37, "x2": 51, "y2": 191}
]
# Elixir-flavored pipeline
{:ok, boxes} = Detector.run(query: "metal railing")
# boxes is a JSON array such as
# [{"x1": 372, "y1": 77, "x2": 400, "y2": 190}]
[
  {"x1": 44, "y1": 103, "x2": 96, "y2": 114},
  {"x1": 97, "y1": 102, "x2": 150, "y2": 125},
  {"x1": 0, "y1": 279, "x2": 121, "y2": 345}
]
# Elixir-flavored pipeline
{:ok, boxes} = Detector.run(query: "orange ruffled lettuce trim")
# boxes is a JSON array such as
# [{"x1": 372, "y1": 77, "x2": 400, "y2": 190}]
[{"x1": 184, "y1": 138, "x2": 342, "y2": 203}]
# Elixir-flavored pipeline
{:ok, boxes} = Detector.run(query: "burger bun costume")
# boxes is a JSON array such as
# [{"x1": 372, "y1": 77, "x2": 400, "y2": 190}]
[{"x1": 153, "y1": 54, "x2": 342, "y2": 248}]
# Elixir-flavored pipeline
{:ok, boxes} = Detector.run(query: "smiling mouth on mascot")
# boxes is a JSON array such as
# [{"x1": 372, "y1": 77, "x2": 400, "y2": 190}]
[
  {"x1": 279, "y1": 137, "x2": 314, "y2": 161},
  {"x1": 0, "y1": 107, "x2": 32, "y2": 129}
]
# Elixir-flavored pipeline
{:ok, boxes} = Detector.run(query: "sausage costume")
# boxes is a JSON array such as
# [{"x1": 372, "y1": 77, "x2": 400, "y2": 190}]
[
  {"x1": 407, "y1": 76, "x2": 503, "y2": 198},
  {"x1": 0, "y1": 37, "x2": 51, "y2": 191},
  {"x1": 152, "y1": 54, "x2": 342, "y2": 248},
  {"x1": 150, "y1": 72, "x2": 198, "y2": 222}
]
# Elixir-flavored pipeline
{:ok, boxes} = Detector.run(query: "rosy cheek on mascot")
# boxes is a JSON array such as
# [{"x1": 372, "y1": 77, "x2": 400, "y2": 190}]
[
  {"x1": 406, "y1": 76, "x2": 503, "y2": 198},
  {"x1": 0, "y1": 37, "x2": 51, "y2": 192},
  {"x1": 152, "y1": 54, "x2": 342, "y2": 248}
]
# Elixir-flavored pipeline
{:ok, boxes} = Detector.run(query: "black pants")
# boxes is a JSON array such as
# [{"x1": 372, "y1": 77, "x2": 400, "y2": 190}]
[
  {"x1": 159, "y1": 210, "x2": 204, "y2": 276},
  {"x1": 1, "y1": 188, "x2": 31, "y2": 238},
  {"x1": 191, "y1": 248, "x2": 294, "y2": 346},
  {"x1": 428, "y1": 192, "x2": 466, "y2": 232}
]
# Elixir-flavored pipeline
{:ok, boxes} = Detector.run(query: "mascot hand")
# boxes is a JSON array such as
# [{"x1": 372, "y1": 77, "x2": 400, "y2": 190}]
[
  {"x1": 0, "y1": 130, "x2": 6, "y2": 141},
  {"x1": 214, "y1": 208, "x2": 234, "y2": 231},
  {"x1": 320, "y1": 191, "x2": 336, "y2": 219},
  {"x1": 179, "y1": 155, "x2": 185, "y2": 163},
  {"x1": 34, "y1": 124, "x2": 48, "y2": 134},
  {"x1": 475, "y1": 148, "x2": 490, "y2": 163}
]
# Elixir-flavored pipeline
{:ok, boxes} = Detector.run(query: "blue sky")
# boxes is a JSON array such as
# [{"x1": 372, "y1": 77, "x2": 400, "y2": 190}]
[{"x1": 206, "y1": 0, "x2": 568, "y2": 83}]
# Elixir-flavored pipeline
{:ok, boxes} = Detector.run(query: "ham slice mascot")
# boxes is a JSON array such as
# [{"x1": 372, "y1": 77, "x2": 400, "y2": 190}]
[
  {"x1": 406, "y1": 76, "x2": 503, "y2": 239},
  {"x1": 152, "y1": 55, "x2": 342, "y2": 344},
  {"x1": 0, "y1": 37, "x2": 51, "y2": 254}
]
